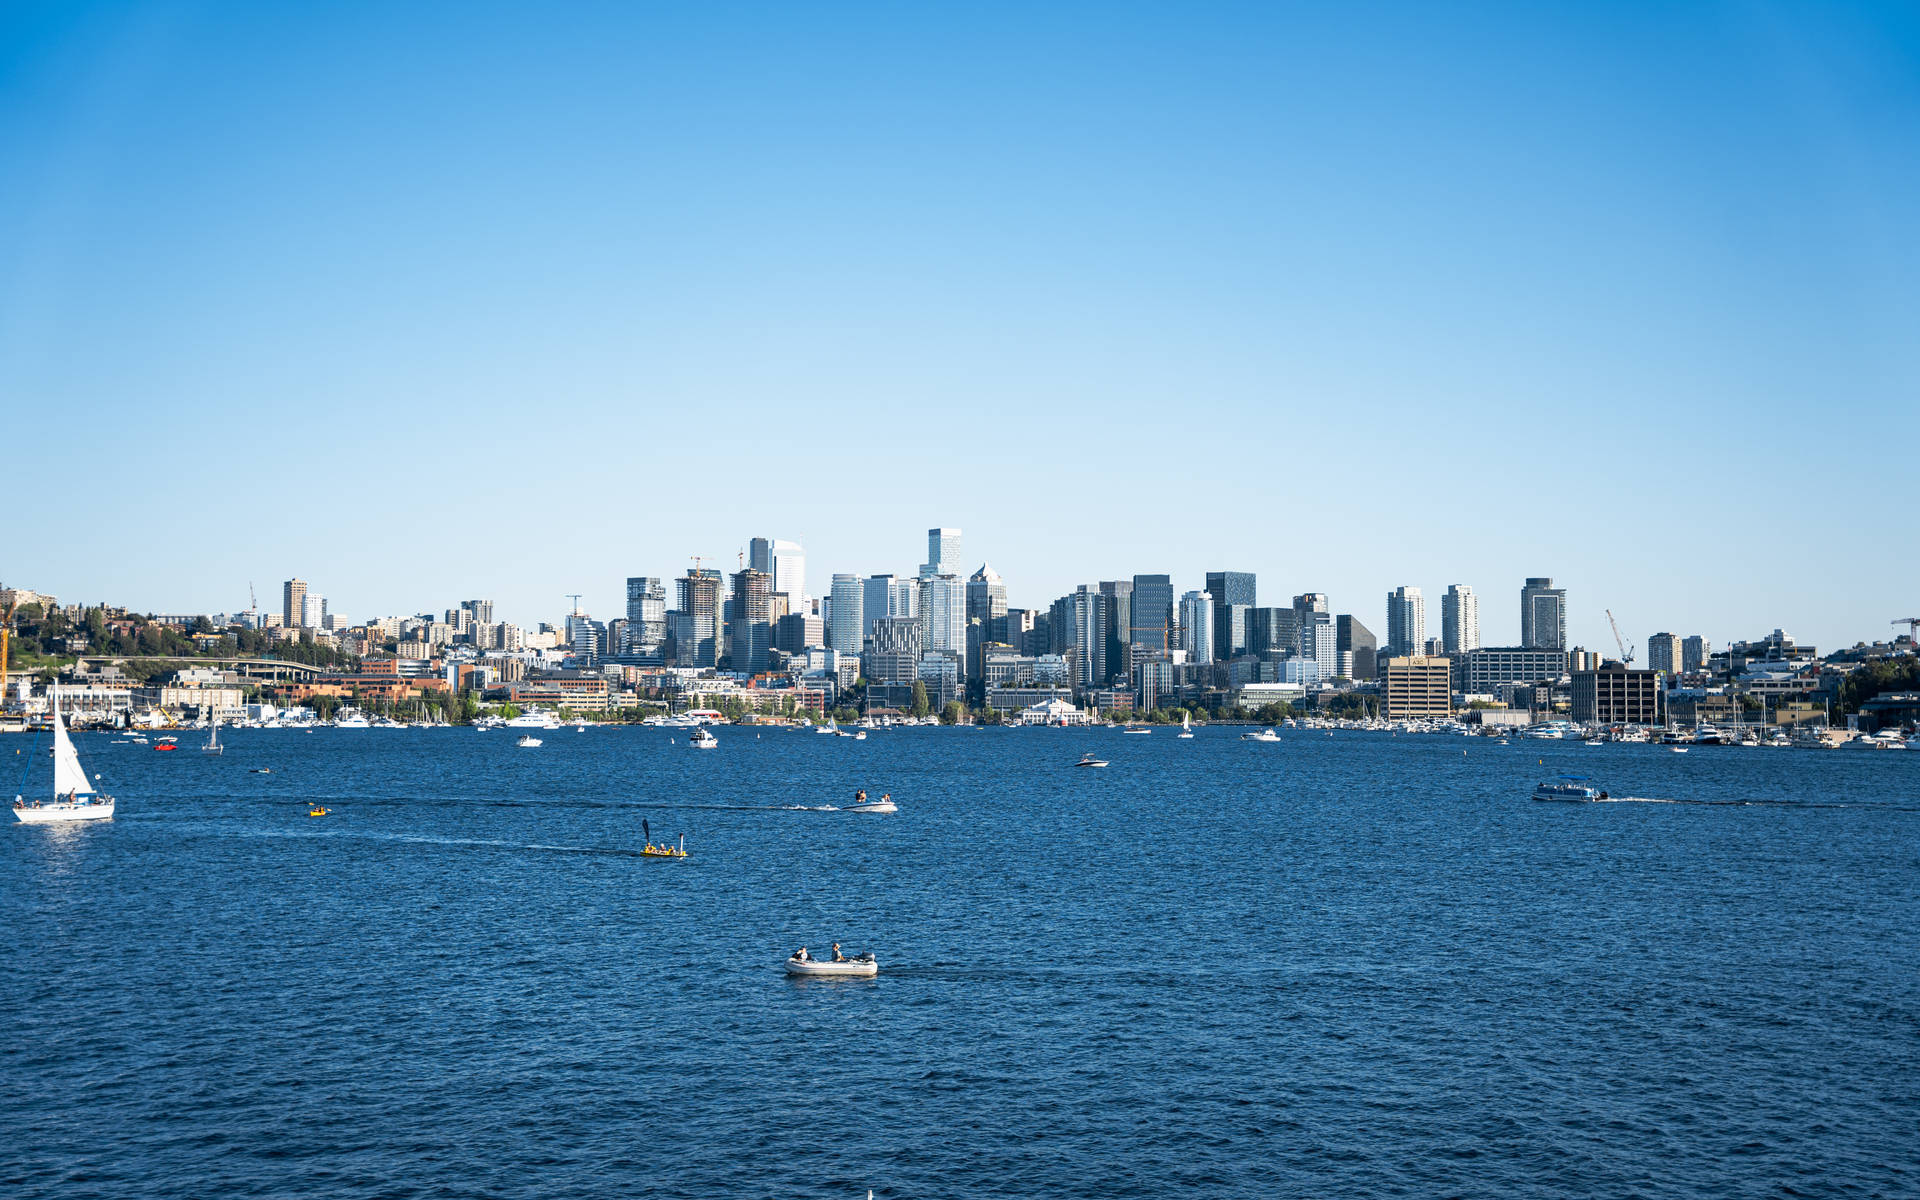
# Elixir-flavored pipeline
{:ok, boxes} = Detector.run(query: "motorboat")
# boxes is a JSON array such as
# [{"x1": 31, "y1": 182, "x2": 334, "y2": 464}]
[
  {"x1": 690, "y1": 727, "x2": 719, "y2": 749},
  {"x1": 1074, "y1": 753, "x2": 1109, "y2": 768},
  {"x1": 154, "y1": 739, "x2": 178, "y2": 751},
  {"x1": 1533, "y1": 777, "x2": 1607, "y2": 802},
  {"x1": 1123, "y1": 725, "x2": 1152, "y2": 735},
  {"x1": 1242, "y1": 728, "x2": 1280, "y2": 743},
  {"x1": 785, "y1": 952, "x2": 878, "y2": 977},
  {"x1": 517, "y1": 735, "x2": 543, "y2": 748},
  {"x1": 13, "y1": 688, "x2": 116, "y2": 823},
  {"x1": 844, "y1": 794, "x2": 898, "y2": 813}
]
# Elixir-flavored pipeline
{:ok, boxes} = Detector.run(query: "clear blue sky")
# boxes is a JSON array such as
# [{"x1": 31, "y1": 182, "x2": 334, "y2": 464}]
[{"x1": 5, "y1": 2, "x2": 1917, "y2": 651}]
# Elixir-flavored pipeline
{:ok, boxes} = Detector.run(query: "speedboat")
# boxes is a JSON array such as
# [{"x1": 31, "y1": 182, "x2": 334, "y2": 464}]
[
  {"x1": 1532, "y1": 778, "x2": 1607, "y2": 802},
  {"x1": 1074, "y1": 753, "x2": 1108, "y2": 768},
  {"x1": 844, "y1": 795, "x2": 897, "y2": 813},
  {"x1": 517, "y1": 735, "x2": 543, "y2": 748},
  {"x1": 690, "y1": 727, "x2": 719, "y2": 749},
  {"x1": 1242, "y1": 728, "x2": 1280, "y2": 743},
  {"x1": 785, "y1": 952, "x2": 878, "y2": 977}
]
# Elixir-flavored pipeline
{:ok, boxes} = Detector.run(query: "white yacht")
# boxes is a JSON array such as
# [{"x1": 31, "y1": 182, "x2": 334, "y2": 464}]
[
  {"x1": 1242, "y1": 727, "x2": 1280, "y2": 743},
  {"x1": 690, "y1": 727, "x2": 719, "y2": 749},
  {"x1": 333, "y1": 708, "x2": 371, "y2": 729},
  {"x1": 14, "y1": 689, "x2": 116, "y2": 823},
  {"x1": 507, "y1": 709, "x2": 562, "y2": 730}
]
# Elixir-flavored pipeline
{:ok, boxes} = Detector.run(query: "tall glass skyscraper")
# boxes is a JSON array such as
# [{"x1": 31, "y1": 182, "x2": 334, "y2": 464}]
[
  {"x1": 1129, "y1": 574, "x2": 1174, "y2": 653},
  {"x1": 1204, "y1": 571, "x2": 1255, "y2": 661},
  {"x1": 919, "y1": 574, "x2": 968, "y2": 675},
  {"x1": 828, "y1": 574, "x2": 864, "y2": 652},
  {"x1": 1520, "y1": 577, "x2": 1567, "y2": 651},
  {"x1": 1179, "y1": 591, "x2": 1213, "y2": 664},
  {"x1": 1442, "y1": 584, "x2": 1480, "y2": 653},
  {"x1": 624, "y1": 577, "x2": 667, "y2": 652},
  {"x1": 1386, "y1": 586, "x2": 1425, "y2": 656},
  {"x1": 921, "y1": 528, "x2": 962, "y2": 578}
]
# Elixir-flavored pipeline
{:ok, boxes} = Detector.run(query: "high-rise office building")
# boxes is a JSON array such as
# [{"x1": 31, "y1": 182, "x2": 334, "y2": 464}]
[
  {"x1": 828, "y1": 574, "x2": 864, "y2": 652},
  {"x1": 921, "y1": 528, "x2": 962, "y2": 578},
  {"x1": 623, "y1": 578, "x2": 666, "y2": 652},
  {"x1": 301, "y1": 592, "x2": 326, "y2": 630},
  {"x1": 1646, "y1": 632, "x2": 1682, "y2": 676},
  {"x1": 748, "y1": 537, "x2": 806, "y2": 607},
  {"x1": 919, "y1": 574, "x2": 968, "y2": 675},
  {"x1": 1682, "y1": 635, "x2": 1709, "y2": 674},
  {"x1": 1179, "y1": 591, "x2": 1213, "y2": 664},
  {"x1": 864, "y1": 616, "x2": 925, "y2": 684},
  {"x1": 1099, "y1": 580, "x2": 1132, "y2": 685},
  {"x1": 967, "y1": 564, "x2": 1008, "y2": 628},
  {"x1": 1248, "y1": 607, "x2": 1299, "y2": 659},
  {"x1": 1338, "y1": 614, "x2": 1378, "y2": 680},
  {"x1": 1386, "y1": 586, "x2": 1425, "y2": 657},
  {"x1": 672, "y1": 569, "x2": 723, "y2": 668},
  {"x1": 1302, "y1": 610, "x2": 1335, "y2": 679},
  {"x1": 463, "y1": 599, "x2": 494, "y2": 628},
  {"x1": 1521, "y1": 577, "x2": 1567, "y2": 651},
  {"x1": 283, "y1": 579, "x2": 308, "y2": 629},
  {"x1": 1070, "y1": 585, "x2": 1103, "y2": 689},
  {"x1": 1442, "y1": 585, "x2": 1480, "y2": 653},
  {"x1": 1129, "y1": 575, "x2": 1174, "y2": 653},
  {"x1": 1205, "y1": 571, "x2": 1255, "y2": 661},
  {"x1": 729, "y1": 569, "x2": 774, "y2": 673}
]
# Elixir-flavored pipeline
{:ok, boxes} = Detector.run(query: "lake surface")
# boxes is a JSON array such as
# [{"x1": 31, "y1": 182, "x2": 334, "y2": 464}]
[{"x1": 4, "y1": 725, "x2": 1916, "y2": 1198}]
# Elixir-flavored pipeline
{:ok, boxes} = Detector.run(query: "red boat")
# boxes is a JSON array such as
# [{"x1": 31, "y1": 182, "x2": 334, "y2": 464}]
[{"x1": 155, "y1": 740, "x2": 178, "y2": 752}]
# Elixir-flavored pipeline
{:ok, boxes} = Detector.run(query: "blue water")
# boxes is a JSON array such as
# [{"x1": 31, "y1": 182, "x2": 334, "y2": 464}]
[{"x1": 3, "y1": 726, "x2": 1916, "y2": 1198}]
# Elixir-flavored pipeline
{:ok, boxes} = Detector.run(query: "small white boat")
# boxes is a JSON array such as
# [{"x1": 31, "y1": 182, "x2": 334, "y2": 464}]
[
  {"x1": 1123, "y1": 726, "x2": 1151, "y2": 735},
  {"x1": 1671, "y1": 746, "x2": 1689, "y2": 754},
  {"x1": 203, "y1": 718, "x2": 224, "y2": 756},
  {"x1": 1242, "y1": 728, "x2": 1280, "y2": 743},
  {"x1": 785, "y1": 952, "x2": 878, "y2": 977},
  {"x1": 1177, "y1": 712, "x2": 1194, "y2": 739},
  {"x1": 14, "y1": 688, "x2": 116, "y2": 824},
  {"x1": 690, "y1": 727, "x2": 719, "y2": 749},
  {"x1": 517, "y1": 735, "x2": 543, "y2": 748},
  {"x1": 844, "y1": 795, "x2": 897, "y2": 813},
  {"x1": 1074, "y1": 753, "x2": 1108, "y2": 768}
]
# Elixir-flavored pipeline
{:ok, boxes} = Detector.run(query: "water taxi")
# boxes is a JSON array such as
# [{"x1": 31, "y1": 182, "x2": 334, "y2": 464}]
[{"x1": 1532, "y1": 777, "x2": 1608, "y2": 803}]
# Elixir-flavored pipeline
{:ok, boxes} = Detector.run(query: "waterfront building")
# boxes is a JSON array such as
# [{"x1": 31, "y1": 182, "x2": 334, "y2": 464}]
[
  {"x1": 1682, "y1": 635, "x2": 1710, "y2": 674},
  {"x1": 1337, "y1": 614, "x2": 1378, "y2": 680},
  {"x1": 920, "y1": 528, "x2": 962, "y2": 578},
  {"x1": 1521, "y1": 577, "x2": 1567, "y2": 651},
  {"x1": 1572, "y1": 664, "x2": 1662, "y2": 725},
  {"x1": 1205, "y1": 571, "x2": 1256, "y2": 662},
  {"x1": 1442, "y1": 585, "x2": 1480, "y2": 653},
  {"x1": 828, "y1": 574, "x2": 864, "y2": 652},
  {"x1": 1646, "y1": 632, "x2": 1682, "y2": 677},
  {"x1": 1450, "y1": 646, "x2": 1569, "y2": 695},
  {"x1": 283, "y1": 579, "x2": 308, "y2": 629},
  {"x1": 1383, "y1": 656, "x2": 1452, "y2": 719},
  {"x1": 1130, "y1": 575, "x2": 1174, "y2": 653},
  {"x1": 1385, "y1": 587, "x2": 1425, "y2": 657},
  {"x1": 1179, "y1": 591, "x2": 1213, "y2": 664}
]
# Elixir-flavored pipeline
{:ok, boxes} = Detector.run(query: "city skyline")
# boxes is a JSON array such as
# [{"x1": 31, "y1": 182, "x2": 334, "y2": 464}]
[{"x1": 4, "y1": 5, "x2": 1916, "y2": 653}]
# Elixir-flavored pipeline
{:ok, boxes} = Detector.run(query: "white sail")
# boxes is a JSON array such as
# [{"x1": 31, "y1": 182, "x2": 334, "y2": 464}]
[{"x1": 51, "y1": 689, "x2": 94, "y2": 796}]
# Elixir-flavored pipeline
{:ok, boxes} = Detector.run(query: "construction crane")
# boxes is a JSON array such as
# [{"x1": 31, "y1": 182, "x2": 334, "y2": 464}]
[
  {"x1": 1895, "y1": 617, "x2": 1920, "y2": 644},
  {"x1": 1605, "y1": 609, "x2": 1636, "y2": 667},
  {"x1": 565, "y1": 593, "x2": 583, "y2": 615}
]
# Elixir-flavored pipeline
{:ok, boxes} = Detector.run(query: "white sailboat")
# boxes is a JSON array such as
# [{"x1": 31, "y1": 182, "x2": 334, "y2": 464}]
[
  {"x1": 13, "y1": 688, "x2": 116, "y2": 823},
  {"x1": 1177, "y1": 712, "x2": 1194, "y2": 738},
  {"x1": 203, "y1": 715, "x2": 224, "y2": 755}
]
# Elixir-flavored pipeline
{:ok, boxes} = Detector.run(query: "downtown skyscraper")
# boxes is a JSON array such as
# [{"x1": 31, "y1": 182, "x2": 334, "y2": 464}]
[
  {"x1": 1521, "y1": 577, "x2": 1567, "y2": 651},
  {"x1": 1442, "y1": 584, "x2": 1480, "y2": 653},
  {"x1": 1386, "y1": 586, "x2": 1425, "y2": 657}
]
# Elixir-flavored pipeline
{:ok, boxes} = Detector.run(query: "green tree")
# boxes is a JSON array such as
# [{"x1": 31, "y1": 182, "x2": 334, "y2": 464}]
[
  {"x1": 910, "y1": 681, "x2": 930, "y2": 718},
  {"x1": 939, "y1": 700, "x2": 964, "y2": 725}
]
